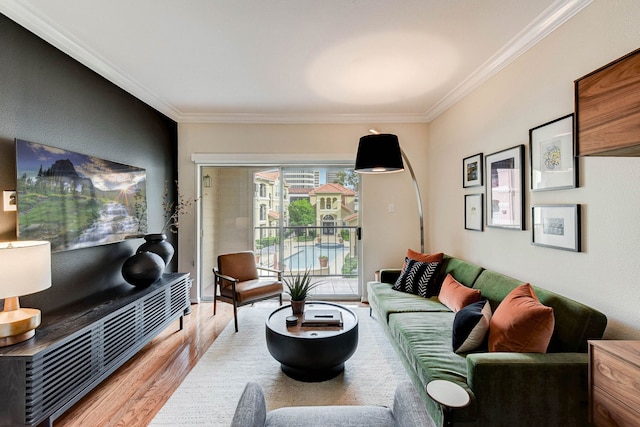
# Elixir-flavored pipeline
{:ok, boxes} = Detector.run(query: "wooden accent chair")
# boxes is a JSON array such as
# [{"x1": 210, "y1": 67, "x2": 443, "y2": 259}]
[{"x1": 213, "y1": 251, "x2": 283, "y2": 332}]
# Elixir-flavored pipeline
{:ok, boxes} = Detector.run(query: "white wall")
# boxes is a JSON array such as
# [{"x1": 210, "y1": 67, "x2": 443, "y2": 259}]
[
  {"x1": 177, "y1": 123, "x2": 429, "y2": 301},
  {"x1": 428, "y1": 0, "x2": 640, "y2": 339}
]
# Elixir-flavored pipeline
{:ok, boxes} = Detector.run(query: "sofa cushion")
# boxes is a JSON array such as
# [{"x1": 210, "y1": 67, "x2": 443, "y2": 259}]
[
  {"x1": 489, "y1": 284, "x2": 554, "y2": 353},
  {"x1": 452, "y1": 300, "x2": 492, "y2": 353},
  {"x1": 368, "y1": 282, "x2": 450, "y2": 322},
  {"x1": 439, "y1": 256, "x2": 484, "y2": 288},
  {"x1": 387, "y1": 312, "x2": 476, "y2": 422},
  {"x1": 439, "y1": 274, "x2": 482, "y2": 312},
  {"x1": 393, "y1": 258, "x2": 441, "y2": 297}
]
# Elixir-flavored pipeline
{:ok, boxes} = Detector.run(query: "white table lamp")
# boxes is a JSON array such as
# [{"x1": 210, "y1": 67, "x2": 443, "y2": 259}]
[{"x1": 0, "y1": 241, "x2": 52, "y2": 347}]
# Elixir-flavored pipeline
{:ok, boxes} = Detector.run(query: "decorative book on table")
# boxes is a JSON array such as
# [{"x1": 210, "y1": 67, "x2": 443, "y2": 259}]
[{"x1": 301, "y1": 309, "x2": 343, "y2": 326}]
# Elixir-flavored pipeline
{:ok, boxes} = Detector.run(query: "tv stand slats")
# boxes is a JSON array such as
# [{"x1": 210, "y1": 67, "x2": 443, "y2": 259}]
[{"x1": 0, "y1": 273, "x2": 191, "y2": 427}]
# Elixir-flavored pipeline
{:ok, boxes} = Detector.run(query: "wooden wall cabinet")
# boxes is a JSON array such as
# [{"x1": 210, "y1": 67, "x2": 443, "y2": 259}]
[
  {"x1": 588, "y1": 340, "x2": 640, "y2": 427},
  {"x1": 575, "y1": 48, "x2": 640, "y2": 156},
  {"x1": 0, "y1": 273, "x2": 191, "y2": 427}
]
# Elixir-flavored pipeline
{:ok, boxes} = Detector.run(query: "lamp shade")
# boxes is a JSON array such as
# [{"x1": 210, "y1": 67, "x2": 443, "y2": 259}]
[
  {"x1": 0, "y1": 241, "x2": 51, "y2": 299},
  {"x1": 354, "y1": 134, "x2": 404, "y2": 173}
]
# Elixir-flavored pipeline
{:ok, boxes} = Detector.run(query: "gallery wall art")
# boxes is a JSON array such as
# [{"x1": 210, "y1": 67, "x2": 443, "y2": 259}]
[
  {"x1": 485, "y1": 145, "x2": 525, "y2": 230},
  {"x1": 463, "y1": 153, "x2": 483, "y2": 188},
  {"x1": 532, "y1": 205, "x2": 581, "y2": 252},
  {"x1": 530, "y1": 114, "x2": 577, "y2": 191}
]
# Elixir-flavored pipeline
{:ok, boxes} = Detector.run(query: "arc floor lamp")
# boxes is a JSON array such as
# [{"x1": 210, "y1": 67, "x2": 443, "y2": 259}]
[{"x1": 354, "y1": 133, "x2": 425, "y2": 253}]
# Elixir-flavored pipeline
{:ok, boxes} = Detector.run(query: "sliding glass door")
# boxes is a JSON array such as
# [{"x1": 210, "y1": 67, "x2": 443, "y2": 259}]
[{"x1": 199, "y1": 165, "x2": 360, "y2": 302}]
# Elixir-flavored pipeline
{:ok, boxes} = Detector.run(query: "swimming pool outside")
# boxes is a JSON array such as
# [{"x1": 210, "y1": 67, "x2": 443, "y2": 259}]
[{"x1": 282, "y1": 243, "x2": 347, "y2": 272}]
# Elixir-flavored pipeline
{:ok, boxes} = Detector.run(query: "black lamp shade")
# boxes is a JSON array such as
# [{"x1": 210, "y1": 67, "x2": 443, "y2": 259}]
[{"x1": 355, "y1": 134, "x2": 404, "y2": 173}]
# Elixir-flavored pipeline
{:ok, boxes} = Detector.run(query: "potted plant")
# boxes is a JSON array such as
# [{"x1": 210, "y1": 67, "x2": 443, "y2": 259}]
[
  {"x1": 284, "y1": 269, "x2": 320, "y2": 315},
  {"x1": 319, "y1": 255, "x2": 329, "y2": 268}
]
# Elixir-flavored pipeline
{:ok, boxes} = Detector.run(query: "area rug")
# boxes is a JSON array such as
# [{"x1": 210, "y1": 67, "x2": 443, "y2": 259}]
[{"x1": 150, "y1": 305, "x2": 410, "y2": 426}]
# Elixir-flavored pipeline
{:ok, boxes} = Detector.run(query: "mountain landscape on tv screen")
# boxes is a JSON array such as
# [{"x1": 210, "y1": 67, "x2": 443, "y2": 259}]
[{"x1": 16, "y1": 139, "x2": 147, "y2": 252}]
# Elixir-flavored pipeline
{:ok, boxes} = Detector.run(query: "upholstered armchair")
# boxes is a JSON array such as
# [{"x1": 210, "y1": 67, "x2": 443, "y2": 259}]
[
  {"x1": 231, "y1": 381, "x2": 435, "y2": 427},
  {"x1": 213, "y1": 251, "x2": 283, "y2": 332}
]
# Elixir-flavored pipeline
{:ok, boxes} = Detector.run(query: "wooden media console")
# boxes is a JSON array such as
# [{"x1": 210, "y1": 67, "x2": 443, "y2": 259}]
[{"x1": 0, "y1": 273, "x2": 191, "y2": 427}]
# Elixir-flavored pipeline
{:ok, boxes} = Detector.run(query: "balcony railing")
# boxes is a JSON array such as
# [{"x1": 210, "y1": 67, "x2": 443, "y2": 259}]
[{"x1": 254, "y1": 225, "x2": 358, "y2": 279}]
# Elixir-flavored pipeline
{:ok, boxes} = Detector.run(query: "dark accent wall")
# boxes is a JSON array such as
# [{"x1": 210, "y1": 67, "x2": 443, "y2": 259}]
[{"x1": 0, "y1": 14, "x2": 178, "y2": 314}]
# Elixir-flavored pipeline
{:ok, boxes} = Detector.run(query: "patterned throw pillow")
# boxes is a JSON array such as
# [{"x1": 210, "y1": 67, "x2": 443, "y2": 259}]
[
  {"x1": 392, "y1": 258, "x2": 441, "y2": 298},
  {"x1": 452, "y1": 300, "x2": 492, "y2": 353}
]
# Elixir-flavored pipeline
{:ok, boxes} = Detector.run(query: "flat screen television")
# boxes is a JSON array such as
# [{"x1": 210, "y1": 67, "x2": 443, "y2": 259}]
[{"x1": 15, "y1": 139, "x2": 147, "y2": 252}]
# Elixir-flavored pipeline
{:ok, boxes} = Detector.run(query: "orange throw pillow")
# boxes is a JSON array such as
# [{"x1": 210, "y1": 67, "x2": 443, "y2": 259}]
[
  {"x1": 489, "y1": 283, "x2": 555, "y2": 353},
  {"x1": 406, "y1": 249, "x2": 444, "y2": 264},
  {"x1": 439, "y1": 274, "x2": 482, "y2": 312}
]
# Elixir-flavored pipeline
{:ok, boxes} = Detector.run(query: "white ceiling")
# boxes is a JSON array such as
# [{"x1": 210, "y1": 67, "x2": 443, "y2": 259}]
[{"x1": 1, "y1": 0, "x2": 591, "y2": 123}]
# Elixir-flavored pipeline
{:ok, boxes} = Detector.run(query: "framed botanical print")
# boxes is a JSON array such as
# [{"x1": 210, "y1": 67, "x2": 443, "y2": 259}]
[
  {"x1": 530, "y1": 114, "x2": 577, "y2": 191},
  {"x1": 464, "y1": 194, "x2": 483, "y2": 231},
  {"x1": 485, "y1": 145, "x2": 525, "y2": 230},
  {"x1": 463, "y1": 153, "x2": 483, "y2": 187},
  {"x1": 532, "y1": 205, "x2": 581, "y2": 251}
]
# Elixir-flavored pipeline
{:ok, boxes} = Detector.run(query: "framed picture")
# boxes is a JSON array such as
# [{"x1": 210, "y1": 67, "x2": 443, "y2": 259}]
[
  {"x1": 532, "y1": 205, "x2": 581, "y2": 251},
  {"x1": 530, "y1": 114, "x2": 577, "y2": 191},
  {"x1": 464, "y1": 194, "x2": 483, "y2": 231},
  {"x1": 16, "y1": 139, "x2": 147, "y2": 252},
  {"x1": 463, "y1": 153, "x2": 483, "y2": 187},
  {"x1": 485, "y1": 145, "x2": 525, "y2": 230}
]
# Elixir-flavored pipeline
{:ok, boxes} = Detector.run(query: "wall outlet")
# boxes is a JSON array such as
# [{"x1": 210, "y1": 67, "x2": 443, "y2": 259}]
[{"x1": 3, "y1": 191, "x2": 17, "y2": 211}]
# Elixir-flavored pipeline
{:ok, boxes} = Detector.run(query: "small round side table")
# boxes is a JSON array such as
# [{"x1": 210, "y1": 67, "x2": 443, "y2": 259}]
[{"x1": 426, "y1": 380, "x2": 470, "y2": 427}]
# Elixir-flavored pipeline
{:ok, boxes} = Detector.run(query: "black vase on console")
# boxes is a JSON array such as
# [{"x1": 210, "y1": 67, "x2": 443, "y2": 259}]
[
  {"x1": 137, "y1": 233, "x2": 175, "y2": 267},
  {"x1": 122, "y1": 251, "x2": 165, "y2": 287}
]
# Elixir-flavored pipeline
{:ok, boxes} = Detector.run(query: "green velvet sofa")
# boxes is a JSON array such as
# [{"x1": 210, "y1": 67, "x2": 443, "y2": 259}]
[{"x1": 367, "y1": 255, "x2": 607, "y2": 427}]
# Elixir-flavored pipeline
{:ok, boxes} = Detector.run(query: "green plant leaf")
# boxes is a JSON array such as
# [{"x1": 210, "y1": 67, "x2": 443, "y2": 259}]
[{"x1": 283, "y1": 269, "x2": 321, "y2": 301}]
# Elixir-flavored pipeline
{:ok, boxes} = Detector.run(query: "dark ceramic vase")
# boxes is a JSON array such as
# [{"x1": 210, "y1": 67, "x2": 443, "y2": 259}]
[
  {"x1": 122, "y1": 251, "x2": 165, "y2": 287},
  {"x1": 137, "y1": 233, "x2": 174, "y2": 266}
]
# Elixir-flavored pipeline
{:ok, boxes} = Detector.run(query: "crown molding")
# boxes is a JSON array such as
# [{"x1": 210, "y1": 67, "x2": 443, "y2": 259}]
[
  {"x1": 424, "y1": 0, "x2": 593, "y2": 122},
  {"x1": 177, "y1": 112, "x2": 429, "y2": 124},
  {"x1": 1, "y1": 0, "x2": 591, "y2": 125}
]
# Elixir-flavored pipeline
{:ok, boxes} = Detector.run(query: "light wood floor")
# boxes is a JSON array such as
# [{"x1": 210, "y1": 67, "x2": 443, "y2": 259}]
[{"x1": 55, "y1": 302, "x2": 234, "y2": 427}]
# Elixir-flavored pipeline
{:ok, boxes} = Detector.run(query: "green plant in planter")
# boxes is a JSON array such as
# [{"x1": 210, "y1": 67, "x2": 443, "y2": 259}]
[{"x1": 284, "y1": 269, "x2": 320, "y2": 301}]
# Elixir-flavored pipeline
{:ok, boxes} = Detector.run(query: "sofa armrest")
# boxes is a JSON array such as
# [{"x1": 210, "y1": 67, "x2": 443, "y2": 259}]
[
  {"x1": 378, "y1": 268, "x2": 402, "y2": 284},
  {"x1": 393, "y1": 381, "x2": 435, "y2": 427},
  {"x1": 231, "y1": 382, "x2": 267, "y2": 427},
  {"x1": 465, "y1": 352, "x2": 589, "y2": 426}
]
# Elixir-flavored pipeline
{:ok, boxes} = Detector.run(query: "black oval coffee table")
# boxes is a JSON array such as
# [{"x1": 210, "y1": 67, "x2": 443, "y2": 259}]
[{"x1": 265, "y1": 302, "x2": 358, "y2": 382}]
